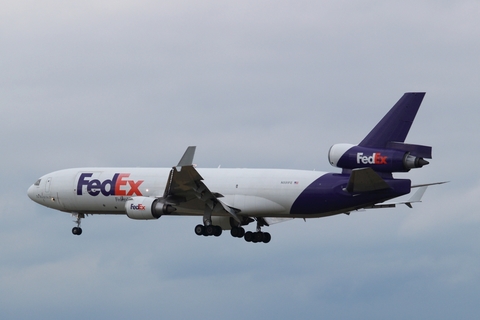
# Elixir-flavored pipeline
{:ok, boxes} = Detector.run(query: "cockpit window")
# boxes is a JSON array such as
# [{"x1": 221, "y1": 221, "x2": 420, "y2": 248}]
[{"x1": 34, "y1": 179, "x2": 41, "y2": 186}]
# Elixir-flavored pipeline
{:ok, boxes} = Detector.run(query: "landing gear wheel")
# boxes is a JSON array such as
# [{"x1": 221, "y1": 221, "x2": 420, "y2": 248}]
[
  {"x1": 238, "y1": 227, "x2": 245, "y2": 237},
  {"x1": 194, "y1": 224, "x2": 205, "y2": 236},
  {"x1": 242, "y1": 217, "x2": 272, "y2": 243},
  {"x1": 230, "y1": 226, "x2": 245, "y2": 238},
  {"x1": 262, "y1": 232, "x2": 271, "y2": 243},
  {"x1": 243, "y1": 231, "x2": 271, "y2": 243},
  {"x1": 205, "y1": 225, "x2": 215, "y2": 236},
  {"x1": 214, "y1": 226, "x2": 222, "y2": 237},
  {"x1": 72, "y1": 227, "x2": 82, "y2": 235},
  {"x1": 253, "y1": 232, "x2": 263, "y2": 243}
]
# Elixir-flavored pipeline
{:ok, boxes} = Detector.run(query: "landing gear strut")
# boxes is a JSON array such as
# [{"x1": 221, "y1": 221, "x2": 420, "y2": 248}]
[
  {"x1": 72, "y1": 213, "x2": 84, "y2": 236},
  {"x1": 194, "y1": 203, "x2": 223, "y2": 237}
]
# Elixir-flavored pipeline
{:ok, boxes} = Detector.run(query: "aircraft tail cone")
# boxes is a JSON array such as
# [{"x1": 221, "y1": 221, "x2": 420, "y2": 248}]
[{"x1": 418, "y1": 158, "x2": 429, "y2": 167}]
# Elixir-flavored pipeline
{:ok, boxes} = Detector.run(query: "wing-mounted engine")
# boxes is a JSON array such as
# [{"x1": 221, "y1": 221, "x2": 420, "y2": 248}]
[
  {"x1": 125, "y1": 197, "x2": 176, "y2": 220},
  {"x1": 328, "y1": 142, "x2": 431, "y2": 173}
]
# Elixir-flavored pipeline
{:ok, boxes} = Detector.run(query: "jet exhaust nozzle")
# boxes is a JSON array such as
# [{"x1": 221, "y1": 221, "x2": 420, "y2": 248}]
[{"x1": 403, "y1": 154, "x2": 429, "y2": 169}]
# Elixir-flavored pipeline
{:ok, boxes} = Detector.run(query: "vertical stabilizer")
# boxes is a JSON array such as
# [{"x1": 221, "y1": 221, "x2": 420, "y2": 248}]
[
  {"x1": 329, "y1": 92, "x2": 431, "y2": 176},
  {"x1": 359, "y1": 92, "x2": 426, "y2": 148}
]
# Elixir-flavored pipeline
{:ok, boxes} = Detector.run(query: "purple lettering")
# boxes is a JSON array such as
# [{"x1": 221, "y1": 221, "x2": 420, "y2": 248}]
[
  {"x1": 77, "y1": 173, "x2": 93, "y2": 195},
  {"x1": 76, "y1": 173, "x2": 143, "y2": 197},
  {"x1": 87, "y1": 179, "x2": 101, "y2": 196},
  {"x1": 100, "y1": 174, "x2": 119, "y2": 196}
]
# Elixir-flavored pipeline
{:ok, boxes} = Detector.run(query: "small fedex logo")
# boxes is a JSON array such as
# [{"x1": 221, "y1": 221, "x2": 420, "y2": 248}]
[
  {"x1": 356, "y1": 152, "x2": 388, "y2": 165},
  {"x1": 130, "y1": 203, "x2": 145, "y2": 210},
  {"x1": 77, "y1": 173, "x2": 144, "y2": 196}
]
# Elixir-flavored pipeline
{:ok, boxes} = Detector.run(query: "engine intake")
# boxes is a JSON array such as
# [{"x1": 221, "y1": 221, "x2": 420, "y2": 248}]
[
  {"x1": 328, "y1": 143, "x2": 429, "y2": 173},
  {"x1": 125, "y1": 196, "x2": 176, "y2": 220}
]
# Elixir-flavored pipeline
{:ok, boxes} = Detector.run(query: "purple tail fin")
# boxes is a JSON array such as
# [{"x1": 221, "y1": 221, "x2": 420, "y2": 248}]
[{"x1": 359, "y1": 92, "x2": 426, "y2": 148}]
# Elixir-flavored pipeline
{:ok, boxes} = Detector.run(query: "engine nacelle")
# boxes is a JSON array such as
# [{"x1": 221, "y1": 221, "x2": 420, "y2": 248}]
[
  {"x1": 125, "y1": 196, "x2": 176, "y2": 220},
  {"x1": 328, "y1": 143, "x2": 429, "y2": 173}
]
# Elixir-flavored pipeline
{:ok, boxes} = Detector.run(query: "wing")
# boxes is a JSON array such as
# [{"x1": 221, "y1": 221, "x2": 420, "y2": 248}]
[{"x1": 162, "y1": 146, "x2": 242, "y2": 223}]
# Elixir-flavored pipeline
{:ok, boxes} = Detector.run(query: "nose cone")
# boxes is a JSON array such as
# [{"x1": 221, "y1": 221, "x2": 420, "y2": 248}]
[
  {"x1": 27, "y1": 184, "x2": 40, "y2": 203},
  {"x1": 28, "y1": 175, "x2": 46, "y2": 203}
]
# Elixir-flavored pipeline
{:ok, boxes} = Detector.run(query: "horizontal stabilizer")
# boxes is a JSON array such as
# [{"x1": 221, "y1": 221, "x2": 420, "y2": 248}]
[
  {"x1": 370, "y1": 186, "x2": 426, "y2": 209},
  {"x1": 411, "y1": 181, "x2": 449, "y2": 188},
  {"x1": 346, "y1": 167, "x2": 390, "y2": 193},
  {"x1": 369, "y1": 181, "x2": 447, "y2": 209},
  {"x1": 387, "y1": 142, "x2": 432, "y2": 159}
]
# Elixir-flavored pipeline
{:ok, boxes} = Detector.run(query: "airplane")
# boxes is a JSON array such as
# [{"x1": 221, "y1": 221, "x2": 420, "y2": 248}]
[{"x1": 27, "y1": 92, "x2": 444, "y2": 243}]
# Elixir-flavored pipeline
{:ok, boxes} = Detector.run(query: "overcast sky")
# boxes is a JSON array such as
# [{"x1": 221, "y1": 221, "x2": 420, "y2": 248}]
[{"x1": 2, "y1": 0, "x2": 480, "y2": 319}]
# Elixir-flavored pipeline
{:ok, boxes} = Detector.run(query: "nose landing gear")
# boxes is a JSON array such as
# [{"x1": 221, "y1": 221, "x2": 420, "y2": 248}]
[
  {"x1": 72, "y1": 227, "x2": 82, "y2": 235},
  {"x1": 71, "y1": 213, "x2": 84, "y2": 236}
]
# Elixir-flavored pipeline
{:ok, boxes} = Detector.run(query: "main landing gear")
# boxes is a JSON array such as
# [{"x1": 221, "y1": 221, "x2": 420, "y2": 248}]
[
  {"x1": 242, "y1": 218, "x2": 271, "y2": 243},
  {"x1": 230, "y1": 226, "x2": 271, "y2": 243},
  {"x1": 194, "y1": 205, "x2": 223, "y2": 237},
  {"x1": 72, "y1": 213, "x2": 84, "y2": 236},
  {"x1": 244, "y1": 230, "x2": 271, "y2": 243},
  {"x1": 194, "y1": 218, "x2": 271, "y2": 244},
  {"x1": 194, "y1": 224, "x2": 222, "y2": 237},
  {"x1": 243, "y1": 217, "x2": 271, "y2": 243}
]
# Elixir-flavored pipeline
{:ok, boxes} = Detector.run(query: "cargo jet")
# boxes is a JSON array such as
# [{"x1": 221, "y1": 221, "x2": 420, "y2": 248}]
[{"x1": 27, "y1": 93, "x2": 444, "y2": 243}]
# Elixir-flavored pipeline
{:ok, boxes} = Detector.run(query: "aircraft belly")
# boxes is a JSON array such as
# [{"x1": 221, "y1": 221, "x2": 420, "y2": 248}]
[{"x1": 222, "y1": 194, "x2": 287, "y2": 216}]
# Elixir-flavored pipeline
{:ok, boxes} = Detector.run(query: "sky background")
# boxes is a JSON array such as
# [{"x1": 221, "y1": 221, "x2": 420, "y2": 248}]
[{"x1": 1, "y1": 0, "x2": 479, "y2": 319}]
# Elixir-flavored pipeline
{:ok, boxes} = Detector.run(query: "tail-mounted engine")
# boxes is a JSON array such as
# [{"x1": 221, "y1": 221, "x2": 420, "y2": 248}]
[
  {"x1": 328, "y1": 142, "x2": 431, "y2": 173},
  {"x1": 125, "y1": 196, "x2": 176, "y2": 220}
]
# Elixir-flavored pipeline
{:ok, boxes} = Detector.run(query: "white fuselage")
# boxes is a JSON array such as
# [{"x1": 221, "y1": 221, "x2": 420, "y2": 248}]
[{"x1": 27, "y1": 167, "x2": 329, "y2": 218}]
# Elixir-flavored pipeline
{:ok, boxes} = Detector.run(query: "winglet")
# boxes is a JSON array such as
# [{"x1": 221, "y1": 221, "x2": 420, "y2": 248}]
[{"x1": 177, "y1": 146, "x2": 196, "y2": 167}]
